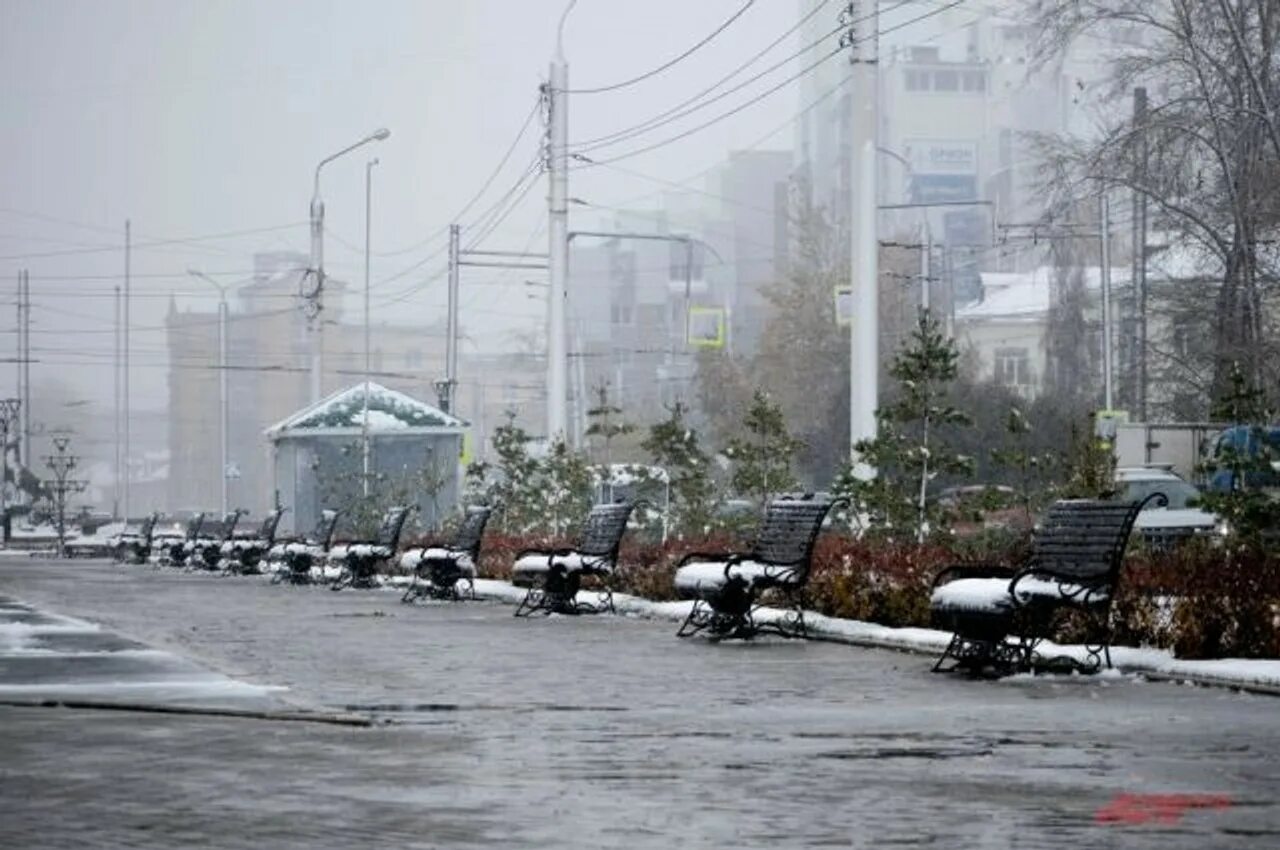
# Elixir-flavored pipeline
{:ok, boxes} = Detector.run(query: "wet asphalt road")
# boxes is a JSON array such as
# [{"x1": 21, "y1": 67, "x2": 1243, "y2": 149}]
[{"x1": 0, "y1": 555, "x2": 1277, "y2": 848}]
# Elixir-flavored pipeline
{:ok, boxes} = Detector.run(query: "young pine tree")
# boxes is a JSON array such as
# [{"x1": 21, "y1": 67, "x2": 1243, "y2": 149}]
[
  {"x1": 642, "y1": 400, "x2": 718, "y2": 536},
  {"x1": 723, "y1": 389, "x2": 804, "y2": 506},
  {"x1": 584, "y1": 382, "x2": 635, "y2": 500},
  {"x1": 841, "y1": 311, "x2": 972, "y2": 542}
]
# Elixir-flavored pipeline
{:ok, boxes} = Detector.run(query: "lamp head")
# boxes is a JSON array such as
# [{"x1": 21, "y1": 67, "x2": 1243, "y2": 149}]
[{"x1": 370, "y1": 128, "x2": 391, "y2": 142}]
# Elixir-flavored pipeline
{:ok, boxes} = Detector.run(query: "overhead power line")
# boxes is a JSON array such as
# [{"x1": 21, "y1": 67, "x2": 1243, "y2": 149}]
[
  {"x1": 575, "y1": 0, "x2": 966, "y2": 169},
  {"x1": 564, "y1": 1, "x2": 758, "y2": 95}
]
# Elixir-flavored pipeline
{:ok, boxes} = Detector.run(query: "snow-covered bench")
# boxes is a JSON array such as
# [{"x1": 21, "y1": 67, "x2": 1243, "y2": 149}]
[
  {"x1": 186, "y1": 510, "x2": 246, "y2": 571},
  {"x1": 674, "y1": 494, "x2": 842, "y2": 640},
  {"x1": 156, "y1": 513, "x2": 205, "y2": 567},
  {"x1": 400, "y1": 505, "x2": 493, "y2": 603},
  {"x1": 110, "y1": 513, "x2": 159, "y2": 564},
  {"x1": 929, "y1": 495, "x2": 1163, "y2": 675},
  {"x1": 329, "y1": 506, "x2": 412, "y2": 591},
  {"x1": 220, "y1": 508, "x2": 285, "y2": 575},
  {"x1": 512, "y1": 501, "x2": 636, "y2": 616},
  {"x1": 268, "y1": 509, "x2": 341, "y2": 586}
]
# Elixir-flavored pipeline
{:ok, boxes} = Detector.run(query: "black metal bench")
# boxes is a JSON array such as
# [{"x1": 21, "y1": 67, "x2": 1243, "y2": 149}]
[
  {"x1": 112, "y1": 513, "x2": 159, "y2": 565},
  {"x1": 159, "y1": 513, "x2": 204, "y2": 567},
  {"x1": 221, "y1": 508, "x2": 286, "y2": 575},
  {"x1": 329, "y1": 506, "x2": 412, "y2": 591},
  {"x1": 188, "y1": 510, "x2": 246, "y2": 570},
  {"x1": 401, "y1": 505, "x2": 493, "y2": 603},
  {"x1": 512, "y1": 501, "x2": 635, "y2": 616},
  {"x1": 929, "y1": 495, "x2": 1164, "y2": 675},
  {"x1": 269, "y1": 509, "x2": 341, "y2": 586},
  {"x1": 673, "y1": 494, "x2": 842, "y2": 640}
]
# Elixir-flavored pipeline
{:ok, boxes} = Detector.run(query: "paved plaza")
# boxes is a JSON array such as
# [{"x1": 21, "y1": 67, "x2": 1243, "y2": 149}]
[{"x1": 1, "y1": 556, "x2": 1278, "y2": 848}]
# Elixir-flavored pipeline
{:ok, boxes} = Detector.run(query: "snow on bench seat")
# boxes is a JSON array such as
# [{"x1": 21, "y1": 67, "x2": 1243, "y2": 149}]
[
  {"x1": 399, "y1": 547, "x2": 476, "y2": 576},
  {"x1": 512, "y1": 551, "x2": 612, "y2": 582},
  {"x1": 674, "y1": 560, "x2": 798, "y2": 597},
  {"x1": 929, "y1": 576, "x2": 1103, "y2": 614}
]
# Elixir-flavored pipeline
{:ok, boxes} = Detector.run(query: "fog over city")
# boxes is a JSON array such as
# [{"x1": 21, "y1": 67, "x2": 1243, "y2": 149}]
[{"x1": 4, "y1": 0, "x2": 1141, "y2": 514}]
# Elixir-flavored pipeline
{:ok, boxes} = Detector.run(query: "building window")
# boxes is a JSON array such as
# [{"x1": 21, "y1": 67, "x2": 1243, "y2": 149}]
[
  {"x1": 995, "y1": 347, "x2": 1031, "y2": 387},
  {"x1": 962, "y1": 70, "x2": 987, "y2": 92},
  {"x1": 934, "y1": 69, "x2": 959, "y2": 91},
  {"x1": 904, "y1": 69, "x2": 928, "y2": 91}
]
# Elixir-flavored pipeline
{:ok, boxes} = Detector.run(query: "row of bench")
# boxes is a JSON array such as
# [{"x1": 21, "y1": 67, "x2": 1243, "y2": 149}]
[{"x1": 112, "y1": 492, "x2": 1164, "y2": 676}]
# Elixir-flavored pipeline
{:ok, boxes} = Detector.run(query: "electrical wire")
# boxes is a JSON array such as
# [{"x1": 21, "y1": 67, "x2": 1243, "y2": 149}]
[
  {"x1": 563, "y1": 1, "x2": 757, "y2": 95},
  {"x1": 0, "y1": 222, "x2": 306, "y2": 262},
  {"x1": 570, "y1": 0, "x2": 836, "y2": 150},
  {"x1": 578, "y1": 0, "x2": 967, "y2": 168}
]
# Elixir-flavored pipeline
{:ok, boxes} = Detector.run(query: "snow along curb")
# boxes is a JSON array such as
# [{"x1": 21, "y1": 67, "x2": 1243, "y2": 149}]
[{"x1": 414, "y1": 578, "x2": 1280, "y2": 697}]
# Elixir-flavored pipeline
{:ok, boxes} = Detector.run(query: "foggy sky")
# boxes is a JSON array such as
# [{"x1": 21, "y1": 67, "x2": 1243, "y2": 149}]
[{"x1": 1, "y1": 0, "x2": 805, "y2": 420}]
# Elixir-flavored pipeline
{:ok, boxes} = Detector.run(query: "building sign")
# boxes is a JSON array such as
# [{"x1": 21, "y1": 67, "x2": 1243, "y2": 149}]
[
  {"x1": 687, "y1": 307, "x2": 726, "y2": 349},
  {"x1": 905, "y1": 139, "x2": 979, "y2": 204},
  {"x1": 904, "y1": 139, "x2": 978, "y2": 175}
]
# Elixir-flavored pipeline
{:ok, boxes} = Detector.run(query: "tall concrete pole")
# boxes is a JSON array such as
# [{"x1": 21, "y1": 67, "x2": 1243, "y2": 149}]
[
  {"x1": 114, "y1": 281, "x2": 120, "y2": 517},
  {"x1": 546, "y1": 2, "x2": 575, "y2": 443},
  {"x1": 362, "y1": 158, "x2": 378, "y2": 497},
  {"x1": 123, "y1": 220, "x2": 131, "y2": 520},
  {"x1": 217, "y1": 294, "x2": 228, "y2": 513},
  {"x1": 848, "y1": 2, "x2": 879, "y2": 477},
  {"x1": 20, "y1": 272, "x2": 29, "y2": 469},
  {"x1": 445, "y1": 224, "x2": 460, "y2": 415},
  {"x1": 1100, "y1": 192, "x2": 1114, "y2": 411},
  {"x1": 309, "y1": 189, "x2": 325, "y2": 404}
]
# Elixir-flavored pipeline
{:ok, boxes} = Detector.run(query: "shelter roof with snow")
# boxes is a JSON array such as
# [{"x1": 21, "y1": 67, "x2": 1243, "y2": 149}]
[{"x1": 265, "y1": 382, "x2": 465, "y2": 439}]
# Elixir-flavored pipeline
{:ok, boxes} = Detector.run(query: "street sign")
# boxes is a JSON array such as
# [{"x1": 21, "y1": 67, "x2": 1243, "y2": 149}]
[{"x1": 687, "y1": 307, "x2": 726, "y2": 349}]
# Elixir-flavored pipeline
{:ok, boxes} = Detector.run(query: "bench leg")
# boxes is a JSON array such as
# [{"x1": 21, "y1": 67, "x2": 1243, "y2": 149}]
[{"x1": 514, "y1": 570, "x2": 604, "y2": 617}]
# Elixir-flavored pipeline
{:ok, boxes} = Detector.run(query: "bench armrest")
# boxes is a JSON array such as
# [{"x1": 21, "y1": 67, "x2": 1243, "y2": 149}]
[
  {"x1": 930, "y1": 562, "x2": 1017, "y2": 590},
  {"x1": 1008, "y1": 567, "x2": 1107, "y2": 607}
]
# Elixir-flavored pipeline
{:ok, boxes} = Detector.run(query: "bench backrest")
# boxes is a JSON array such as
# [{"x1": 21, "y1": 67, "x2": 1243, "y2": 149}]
[
  {"x1": 257, "y1": 508, "x2": 285, "y2": 544},
  {"x1": 139, "y1": 512, "x2": 159, "y2": 543},
  {"x1": 185, "y1": 513, "x2": 205, "y2": 540},
  {"x1": 314, "y1": 509, "x2": 341, "y2": 549},
  {"x1": 1029, "y1": 499, "x2": 1147, "y2": 585},
  {"x1": 451, "y1": 505, "x2": 493, "y2": 558},
  {"x1": 374, "y1": 506, "x2": 411, "y2": 549},
  {"x1": 576, "y1": 502, "x2": 635, "y2": 559},
  {"x1": 217, "y1": 510, "x2": 244, "y2": 542},
  {"x1": 750, "y1": 495, "x2": 839, "y2": 580}
]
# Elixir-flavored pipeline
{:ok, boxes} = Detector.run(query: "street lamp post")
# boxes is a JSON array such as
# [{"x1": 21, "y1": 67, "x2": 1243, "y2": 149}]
[
  {"x1": 308, "y1": 128, "x2": 390, "y2": 403},
  {"x1": 362, "y1": 158, "x2": 379, "y2": 498},
  {"x1": 187, "y1": 270, "x2": 229, "y2": 514}
]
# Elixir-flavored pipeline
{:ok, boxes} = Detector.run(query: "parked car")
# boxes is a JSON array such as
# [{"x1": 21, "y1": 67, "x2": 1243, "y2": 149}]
[
  {"x1": 1114, "y1": 466, "x2": 1218, "y2": 549},
  {"x1": 1205, "y1": 425, "x2": 1280, "y2": 492}
]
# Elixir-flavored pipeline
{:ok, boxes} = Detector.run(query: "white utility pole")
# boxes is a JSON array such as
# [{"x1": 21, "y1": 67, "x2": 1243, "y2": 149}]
[
  {"x1": 848, "y1": 2, "x2": 879, "y2": 476},
  {"x1": 1100, "y1": 192, "x2": 1114, "y2": 411},
  {"x1": 362, "y1": 158, "x2": 378, "y2": 497},
  {"x1": 123, "y1": 220, "x2": 131, "y2": 520},
  {"x1": 308, "y1": 180, "x2": 325, "y2": 405},
  {"x1": 546, "y1": 3, "x2": 575, "y2": 443},
  {"x1": 444, "y1": 224, "x2": 460, "y2": 415},
  {"x1": 113, "y1": 281, "x2": 120, "y2": 517}
]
